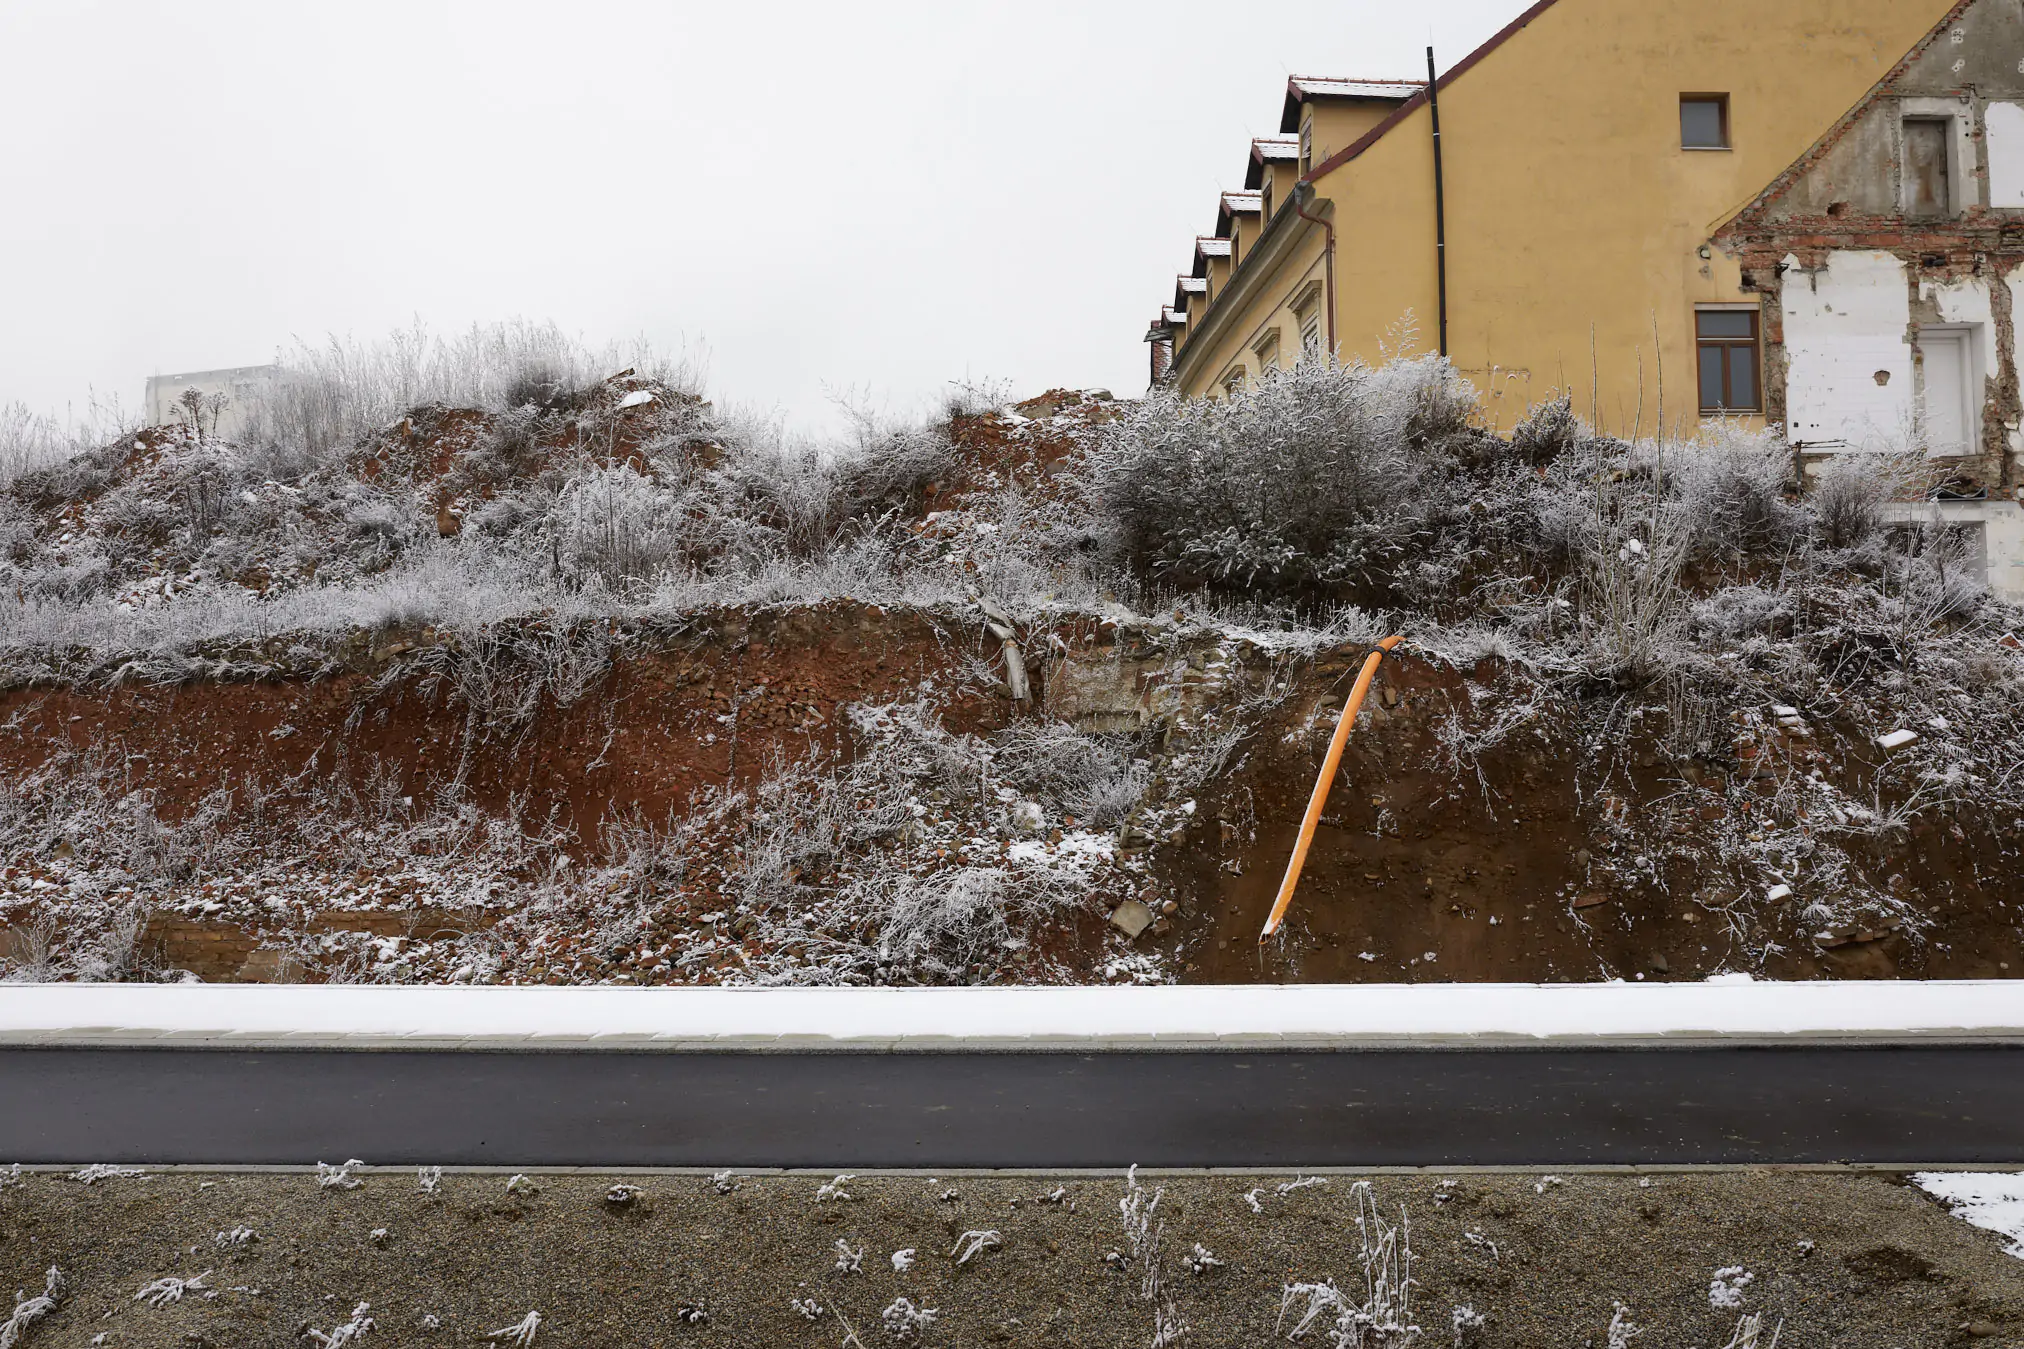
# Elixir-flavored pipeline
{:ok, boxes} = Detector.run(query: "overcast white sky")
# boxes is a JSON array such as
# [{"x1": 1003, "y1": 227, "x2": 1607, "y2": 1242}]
[{"x1": 0, "y1": 0, "x2": 1525, "y2": 435}]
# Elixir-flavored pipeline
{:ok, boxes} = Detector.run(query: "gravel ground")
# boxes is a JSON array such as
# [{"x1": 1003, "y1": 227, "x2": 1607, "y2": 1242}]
[{"x1": 3, "y1": 1168, "x2": 2021, "y2": 1347}]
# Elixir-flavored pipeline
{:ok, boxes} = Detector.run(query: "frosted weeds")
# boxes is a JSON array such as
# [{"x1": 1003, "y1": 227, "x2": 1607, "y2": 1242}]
[
  {"x1": 307, "y1": 1302, "x2": 376, "y2": 1346},
  {"x1": 1719, "y1": 1315, "x2": 1782, "y2": 1349},
  {"x1": 486, "y1": 1310, "x2": 542, "y2": 1345},
  {"x1": 949, "y1": 1230, "x2": 1001, "y2": 1265},
  {"x1": 1708, "y1": 1266, "x2": 1753, "y2": 1309},
  {"x1": 1247, "y1": 1175, "x2": 1330, "y2": 1214},
  {"x1": 0, "y1": 1269, "x2": 61, "y2": 1349},
  {"x1": 315, "y1": 1160, "x2": 365, "y2": 1190},
  {"x1": 1278, "y1": 1183, "x2": 1418, "y2": 1347},
  {"x1": 1120, "y1": 1166, "x2": 1187, "y2": 1348},
  {"x1": 880, "y1": 1297, "x2": 938, "y2": 1341},
  {"x1": 68, "y1": 1165, "x2": 145, "y2": 1186},
  {"x1": 134, "y1": 1271, "x2": 210, "y2": 1307}
]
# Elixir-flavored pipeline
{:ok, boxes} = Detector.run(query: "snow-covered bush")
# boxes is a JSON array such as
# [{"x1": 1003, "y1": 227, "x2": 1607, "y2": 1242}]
[
  {"x1": 1576, "y1": 499, "x2": 1691, "y2": 686},
  {"x1": 993, "y1": 721, "x2": 1149, "y2": 828},
  {"x1": 1088, "y1": 358, "x2": 1476, "y2": 597},
  {"x1": 1670, "y1": 426, "x2": 1803, "y2": 560},
  {"x1": 1809, "y1": 450, "x2": 1925, "y2": 551},
  {"x1": 236, "y1": 321, "x2": 699, "y2": 461}
]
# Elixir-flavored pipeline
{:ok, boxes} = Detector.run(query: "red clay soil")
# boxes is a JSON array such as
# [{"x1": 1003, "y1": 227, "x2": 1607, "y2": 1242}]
[
  {"x1": 3, "y1": 608, "x2": 2019, "y2": 985},
  {"x1": 0, "y1": 605, "x2": 1010, "y2": 841}
]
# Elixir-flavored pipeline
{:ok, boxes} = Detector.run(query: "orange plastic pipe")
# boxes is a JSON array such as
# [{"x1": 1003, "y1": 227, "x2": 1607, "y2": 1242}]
[{"x1": 1260, "y1": 635, "x2": 1404, "y2": 942}]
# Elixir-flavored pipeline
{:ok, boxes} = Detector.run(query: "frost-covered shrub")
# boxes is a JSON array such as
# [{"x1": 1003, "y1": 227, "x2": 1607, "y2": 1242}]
[
  {"x1": 1088, "y1": 358, "x2": 1476, "y2": 597},
  {"x1": 1672, "y1": 426, "x2": 1802, "y2": 559},
  {"x1": 993, "y1": 720, "x2": 1150, "y2": 827},
  {"x1": 236, "y1": 321, "x2": 698, "y2": 461},
  {"x1": 342, "y1": 496, "x2": 421, "y2": 569},
  {"x1": 1893, "y1": 516, "x2": 1987, "y2": 623},
  {"x1": 830, "y1": 426, "x2": 955, "y2": 524},
  {"x1": 551, "y1": 465, "x2": 690, "y2": 595},
  {"x1": 1689, "y1": 585, "x2": 1793, "y2": 644},
  {"x1": 1, "y1": 404, "x2": 82, "y2": 487},
  {"x1": 0, "y1": 1267, "x2": 62, "y2": 1349},
  {"x1": 1578, "y1": 503, "x2": 1691, "y2": 685},
  {"x1": 1808, "y1": 451, "x2": 1923, "y2": 550},
  {"x1": 1508, "y1": 393, "x2": 1583, "y2": 465}
]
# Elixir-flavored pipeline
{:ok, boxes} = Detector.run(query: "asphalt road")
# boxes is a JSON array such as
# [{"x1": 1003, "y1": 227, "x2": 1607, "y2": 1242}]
[{"x1": 4, "y1": 1045, "x2": 2020, "y2": 1167}]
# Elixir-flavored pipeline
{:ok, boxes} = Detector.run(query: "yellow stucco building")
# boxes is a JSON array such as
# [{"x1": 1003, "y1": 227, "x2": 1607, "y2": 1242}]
[{"x1": 1152, "y1": 0, "x2": 1983, "y2": 438}]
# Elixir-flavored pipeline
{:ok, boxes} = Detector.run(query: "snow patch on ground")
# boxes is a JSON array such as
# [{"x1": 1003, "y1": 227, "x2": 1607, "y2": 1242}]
[{"x1": 1913, "y1": 1172, "x2": 2024, "y2": 1258}]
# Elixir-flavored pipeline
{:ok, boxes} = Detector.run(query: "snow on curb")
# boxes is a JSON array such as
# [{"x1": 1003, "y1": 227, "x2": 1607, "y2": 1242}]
[
  {"x1": 1, "y1": 977, "x2": 2023, "y2": 1048},
  {"x1": 1913, "y1": 1172, "x2": 2024, "y2": 1258}
]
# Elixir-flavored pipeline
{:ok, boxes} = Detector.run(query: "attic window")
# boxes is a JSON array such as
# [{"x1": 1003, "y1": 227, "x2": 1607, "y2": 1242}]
[
  {"x1": 1299, "y1": 117, "x2": 1313, "y2": 174},
  {"x1": 1681, "y1": 96, "x2": 1730, "y2": 150}
]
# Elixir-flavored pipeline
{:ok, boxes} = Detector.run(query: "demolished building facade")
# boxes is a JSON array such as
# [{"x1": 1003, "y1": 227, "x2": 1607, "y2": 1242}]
[{"x1": 1147, "y1": 0, "x2": 2024, "y2": 594}]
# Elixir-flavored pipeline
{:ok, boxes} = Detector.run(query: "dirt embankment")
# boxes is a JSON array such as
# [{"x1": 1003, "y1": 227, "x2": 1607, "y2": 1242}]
[
  {"x1": 1172, "y1": 650, "x2": 2024, "y2": 985},
  {"x1": 2, "y1": 1168, "x2": 2019, "y2": 1347},
  {"x1": 0, "y1": 604, "x2": 1004, "y2": 840},
  {"x1": 2, "y1": 604, "x2": 2020, "y2": 986}
]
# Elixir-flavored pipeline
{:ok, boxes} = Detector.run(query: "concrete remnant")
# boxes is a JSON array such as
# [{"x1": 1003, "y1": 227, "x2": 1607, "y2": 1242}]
[
  {"x1": 1109, "y1": 901, "x2": 1155, "y2": 939},
  {"x1": 238, "y1": 949, "x2": 308, "y2": 984}
]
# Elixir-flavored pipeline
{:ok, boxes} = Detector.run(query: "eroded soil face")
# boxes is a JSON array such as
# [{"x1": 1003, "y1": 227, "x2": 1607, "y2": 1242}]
[
  {"x1": 1171, "y1": 655, "x2": 2024, "y2": 986},
  {"x1": 2, "y1": 1169, "x2": 2019, "y2": 1348},
  {"x1": 2, "y1": 606, "x2": 2021, "y2": 987}
]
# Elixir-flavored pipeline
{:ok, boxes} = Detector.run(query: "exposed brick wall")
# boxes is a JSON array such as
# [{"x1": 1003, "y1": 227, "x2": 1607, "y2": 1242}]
[
  {"x1": 141, "y1": 916, "x2": 262, "y2": 983},
  {"x1": 0, "y1": 909, "x2": 497, "y2": 983}
]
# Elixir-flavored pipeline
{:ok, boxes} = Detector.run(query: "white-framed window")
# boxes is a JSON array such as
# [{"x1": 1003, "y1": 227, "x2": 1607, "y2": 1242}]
[
  {"x1": 1253, "y1": 329, "x2": 1282, "y2": 373},
  {"x1": 1291, "y1": 279, "x2": 1325, "y2": 363}
]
